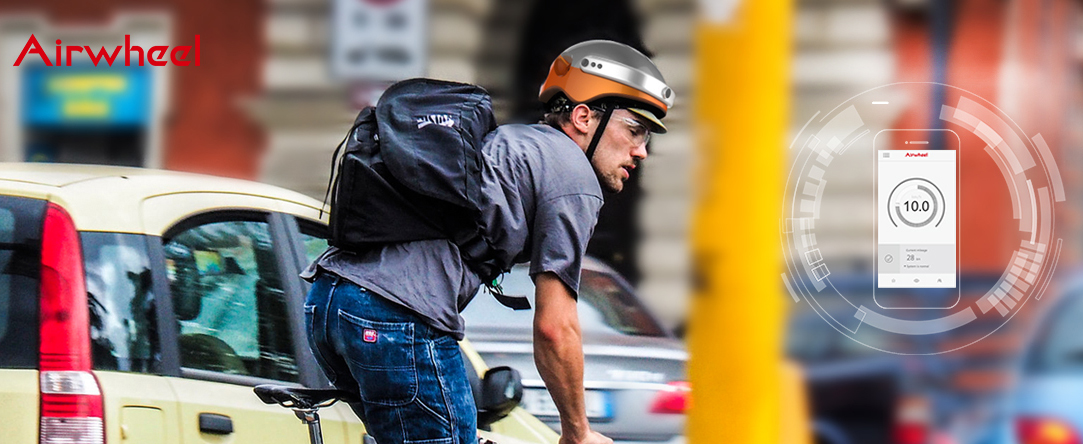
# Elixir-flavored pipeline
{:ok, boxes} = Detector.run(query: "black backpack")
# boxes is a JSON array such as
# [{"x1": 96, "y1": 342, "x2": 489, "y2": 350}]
[{"x1": 323, "y1": 78, "x2": 529, "y2": 309}]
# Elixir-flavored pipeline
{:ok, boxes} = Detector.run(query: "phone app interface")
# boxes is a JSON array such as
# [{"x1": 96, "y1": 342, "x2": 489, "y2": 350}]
[{"x1": 877, "y1": 149, "x2": 957, "y2": 289}]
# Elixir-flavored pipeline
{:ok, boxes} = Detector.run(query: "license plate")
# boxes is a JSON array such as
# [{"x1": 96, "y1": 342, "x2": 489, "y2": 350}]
[{"x1": 521, "y1": 388, "x2": 611, "y2": 419}]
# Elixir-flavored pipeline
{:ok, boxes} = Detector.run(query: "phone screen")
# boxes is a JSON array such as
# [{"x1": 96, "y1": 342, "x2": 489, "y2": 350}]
[{"x1": 873, "y1": 129, "x2": 960, "y2": 309}]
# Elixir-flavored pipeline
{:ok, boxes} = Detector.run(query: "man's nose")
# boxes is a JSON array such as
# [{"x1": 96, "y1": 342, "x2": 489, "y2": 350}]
[{"x1": 632, "y1": 141, "x2": 649, "y2": 160}]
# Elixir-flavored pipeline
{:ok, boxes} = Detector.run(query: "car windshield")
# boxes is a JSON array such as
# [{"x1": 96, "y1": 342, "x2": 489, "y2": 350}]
[
  {"x1": 784, "y1": 284, "x2": 896, "y2": 361},
  {"x1": 462, "y1": 265, "x2": 668, "y2": 337},
  {"x1": 786, "y1": 311, "x2": 894, "y2": 361},
  {"x1": 1025, "y1": 292, "x2": 1083, "y2": 375}
]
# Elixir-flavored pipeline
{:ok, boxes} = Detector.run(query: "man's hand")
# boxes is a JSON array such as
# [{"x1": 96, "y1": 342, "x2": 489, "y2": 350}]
[
  {"x1": 559, "y1": 430, "x2": 613, "y2": 444},
  {"x1": 532, "y1": 272, "x2": 612, "y2": 444}
]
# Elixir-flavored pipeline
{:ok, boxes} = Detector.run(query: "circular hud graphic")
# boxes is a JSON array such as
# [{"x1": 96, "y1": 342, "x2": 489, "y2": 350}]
[{"x1": 781, "y1": 82, "x2": 1066, "y2": 355}]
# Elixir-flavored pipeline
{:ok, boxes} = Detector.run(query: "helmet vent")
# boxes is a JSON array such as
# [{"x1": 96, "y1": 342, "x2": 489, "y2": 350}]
[{"x1": 554, "y1": 56, "x2": 571, "y2": 76}]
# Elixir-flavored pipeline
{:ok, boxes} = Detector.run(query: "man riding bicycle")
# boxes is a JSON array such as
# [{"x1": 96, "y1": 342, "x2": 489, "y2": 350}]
[{"x1": 302, "y1": 40, "x2": 673, "y2": 444}]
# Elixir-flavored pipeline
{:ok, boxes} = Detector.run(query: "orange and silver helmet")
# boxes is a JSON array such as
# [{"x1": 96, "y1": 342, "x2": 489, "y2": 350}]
[{"x1": 539, "y1": 40, "x2": 674, "y2": 133}]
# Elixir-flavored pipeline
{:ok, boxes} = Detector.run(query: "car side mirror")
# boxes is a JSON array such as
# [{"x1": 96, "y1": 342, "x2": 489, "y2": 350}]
[{"x1": 476, "y1": 366, "x2": 523, "y2": 428}]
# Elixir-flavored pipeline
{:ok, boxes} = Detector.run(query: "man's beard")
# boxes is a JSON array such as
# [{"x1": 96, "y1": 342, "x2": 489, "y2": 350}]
[{"x1": 596, "y1": 169, "x2": 623, "y2": 193}]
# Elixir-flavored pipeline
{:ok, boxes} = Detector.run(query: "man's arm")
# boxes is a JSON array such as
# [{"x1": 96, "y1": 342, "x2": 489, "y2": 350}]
[{"x1": 533, "y1": 271, "x2": 612, "y2": 444}]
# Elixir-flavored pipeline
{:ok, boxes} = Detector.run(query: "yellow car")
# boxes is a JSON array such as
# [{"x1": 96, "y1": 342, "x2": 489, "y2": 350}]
[{"x1": 0, "y1": 163, "x2": 558, "y2": 444}]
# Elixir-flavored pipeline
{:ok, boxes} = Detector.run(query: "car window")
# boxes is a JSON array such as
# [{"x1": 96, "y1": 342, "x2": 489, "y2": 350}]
[
  {"x1": 786, "y1": 307, "x2": 894, "y2": 361},
  {"x1": 462, "y1": 265, "x2": 668, "y2": 337},
  {"x1": 578, "y1": 270, "x2": 667, "y2": 336},
  {"x1": 163, "y1": 218, "x2": 299, "y2": 382},
  {"x1": 84, "y1": 232, "x2": 159, "y2": 373},
  {"x1": 0, "y1": 196, "x2": 45, "y2": 369},
  {"x1": 785, "y1": 316, "x2": 835, "y2": 361},
  {"x1": 1025, "y1": 293, "x2": 1083, "y2": 375},
  {"x1": 296, "y1": 220, "x2": 328, "y2": 264}
]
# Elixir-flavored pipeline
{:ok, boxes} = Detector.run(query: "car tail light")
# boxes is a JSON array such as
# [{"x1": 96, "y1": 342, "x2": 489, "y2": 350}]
[
  {"x1": 38, "y1": 204, "x2": 103, "y2": 444},
  {"x1": 649, "y1": 381, "x2": 690, "y2": 414},
  {"x1": 1017, "y1": 416, "x2": 1082, "y2": 444},
  {"x1": 893, "y1": 396, "x2": 930, "y2": 444},
  {"x1": 893, "y1": 423, "x2": 928, "y2": 444}
]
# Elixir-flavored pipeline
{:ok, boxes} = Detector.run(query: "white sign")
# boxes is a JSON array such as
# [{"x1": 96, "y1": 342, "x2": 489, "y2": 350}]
[
  {"x1": 331, "y1": 0, "x2": 427, "y2": 81},
  {"x1": 697, "y1": 0, "x2": 742, "y2": 24}
]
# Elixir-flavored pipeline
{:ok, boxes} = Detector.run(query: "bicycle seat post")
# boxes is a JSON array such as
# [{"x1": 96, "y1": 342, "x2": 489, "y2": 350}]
[
  {"x1": 294, "y1": 407, "x2": 324, "y2": 444},
  {"x1": 253, "y1": 385, "x2": 359, "y2": 444}
]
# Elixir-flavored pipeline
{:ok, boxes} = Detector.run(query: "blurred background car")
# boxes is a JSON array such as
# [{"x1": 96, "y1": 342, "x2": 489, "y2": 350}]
[
  {"x1": 978, "y1": 274, "x2": 1083, "y2": 444},
  {"x1": 462, "y1": 258, "x2": 688, "y2": 444},
  {"x1": 788, "y1": 305, "x2": 906, "y2": 444},
  {"x1": 787, "y1": 275, "x2": 1007, "y2": 444},
  {"x1": 0, "y1": 163, "x2": 558, "y2": 444},
  {"x1": 788, "y1": 300, "x2": 937, "y2": 444}
]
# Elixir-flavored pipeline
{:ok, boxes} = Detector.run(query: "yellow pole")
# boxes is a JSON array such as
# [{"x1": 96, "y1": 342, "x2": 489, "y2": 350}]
[{"x1": 689, "y1": 1, "x2": 795, "y2": 443}]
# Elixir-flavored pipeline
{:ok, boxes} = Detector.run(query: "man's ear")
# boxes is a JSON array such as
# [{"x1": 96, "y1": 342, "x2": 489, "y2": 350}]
[{"x1": 569, "y1": 104, "x2": 594, "y2": 135}]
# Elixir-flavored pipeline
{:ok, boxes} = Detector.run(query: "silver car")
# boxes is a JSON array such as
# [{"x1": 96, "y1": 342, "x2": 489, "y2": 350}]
[
  {"x1": 462, "y1": 257, "x2": 687, "y2": 443},
  {"x1": 982, "y1": 274, "x2": 1083, "y2": 444}
]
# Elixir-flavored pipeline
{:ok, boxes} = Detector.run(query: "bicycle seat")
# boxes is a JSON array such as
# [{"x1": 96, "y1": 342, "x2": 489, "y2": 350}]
[{"x1": 254, "y1": 384, "x2": 359, "y2": 409}]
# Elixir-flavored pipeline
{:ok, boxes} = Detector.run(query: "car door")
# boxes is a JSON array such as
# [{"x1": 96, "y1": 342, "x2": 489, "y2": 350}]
[
  {"x1": 83, "y1": 231, "x2": 183, "y2": 444},
  {"x1": 142, "y1": 194, "x2": 353, "y2": 444},
  {"x1": 275, "y1": 214, "x2": 366, "y2": 444}
]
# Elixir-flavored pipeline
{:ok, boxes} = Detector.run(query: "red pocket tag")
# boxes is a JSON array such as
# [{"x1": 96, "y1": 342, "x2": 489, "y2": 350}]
[{"x1": 363, "y1": 329, "x2": 378, "y2": 343}]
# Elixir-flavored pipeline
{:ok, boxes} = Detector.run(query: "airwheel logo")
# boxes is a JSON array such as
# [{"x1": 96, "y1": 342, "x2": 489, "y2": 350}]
[{"x1": 13, "y1": 34, "x2": 201, "y2": 67}]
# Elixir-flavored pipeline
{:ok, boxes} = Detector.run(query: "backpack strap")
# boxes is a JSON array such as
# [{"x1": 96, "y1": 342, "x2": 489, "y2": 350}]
[
  {"x1": 489, "y1": 284, "x2": 531, "y2": 310},
  {"x1": 321, "y1": 120, "x2": 364, "y2": 219},
  {"x1": 454, "y1": 232, "x2": 530, "y2": 310}
]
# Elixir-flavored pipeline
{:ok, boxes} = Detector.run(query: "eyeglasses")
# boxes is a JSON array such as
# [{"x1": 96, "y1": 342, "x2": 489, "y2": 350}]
[{"x1": 613, "y1": 116, "x2": 651, "y2": 147}]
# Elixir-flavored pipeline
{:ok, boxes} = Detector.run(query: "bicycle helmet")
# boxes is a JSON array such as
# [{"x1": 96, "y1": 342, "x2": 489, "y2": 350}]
[{"x1": 539, "y1": 40, "x2": 673, "y2": 159}]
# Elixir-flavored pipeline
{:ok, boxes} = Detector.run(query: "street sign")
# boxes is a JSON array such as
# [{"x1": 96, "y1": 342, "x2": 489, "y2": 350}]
[
  {"x1": 330, "y1": 0, "x2": 427, "y2": 81},
  {"x1": 23, "y1": 65, "x2": 151, "y2": 125}
]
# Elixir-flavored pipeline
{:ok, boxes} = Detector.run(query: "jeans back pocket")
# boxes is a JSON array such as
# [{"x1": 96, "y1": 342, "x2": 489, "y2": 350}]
[
  {"x1": 304, "y1": 304, "x2": 340, "y2": 386},
  {"x1": 338, "y1": 309, "x2": 419, "y2": 406}
]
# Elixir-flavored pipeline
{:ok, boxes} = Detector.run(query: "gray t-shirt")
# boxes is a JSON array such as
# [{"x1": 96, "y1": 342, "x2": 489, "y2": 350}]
[{"x1": 301, "y1": 124, "x2": 604, "y2": 339}]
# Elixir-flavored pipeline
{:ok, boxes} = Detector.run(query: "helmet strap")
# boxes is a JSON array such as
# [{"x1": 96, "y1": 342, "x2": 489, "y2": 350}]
[{"x1": 585, "y1": 105, "x2": 614, "y2": 161}]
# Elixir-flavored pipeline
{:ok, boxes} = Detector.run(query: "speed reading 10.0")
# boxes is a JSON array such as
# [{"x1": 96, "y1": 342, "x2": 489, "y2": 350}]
[{"x1": 887, "y1": 177, "x2": 946, "y2": 229}]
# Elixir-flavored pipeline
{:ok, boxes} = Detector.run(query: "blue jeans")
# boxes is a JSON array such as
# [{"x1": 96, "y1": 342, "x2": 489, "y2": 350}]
[{"x1": 304, "y1": 272, "x2": 477, "y2": 444}]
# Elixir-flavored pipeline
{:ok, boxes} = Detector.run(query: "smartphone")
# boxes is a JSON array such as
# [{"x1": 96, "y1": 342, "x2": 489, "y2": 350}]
[{"x1": 873, "y1": 129, "x2": 961, "y2": 309}]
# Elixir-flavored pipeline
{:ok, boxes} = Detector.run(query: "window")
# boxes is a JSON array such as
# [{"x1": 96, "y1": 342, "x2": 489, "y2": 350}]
[
  {"x1": 1025, "y1": 293, "x2": 1083, "y2": 375},
  {"x1": 0, "y1": 196, "x2": 45, "y2": 369},
  {"x1": 297, "y1": 220, "x2": 329, "y2": 265},
  {"x1": 577, "y1": 270, "x2": 667, "y2": 337},
  {"x1": 461, "y1": 265, "x2": 668, "y2": 337},
  {"x1": 163, "y1": 218, "x2": 299, "y2": 382},
  {"x1": 84, "y1": 232, "x2": 159, "y2": 373}
]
